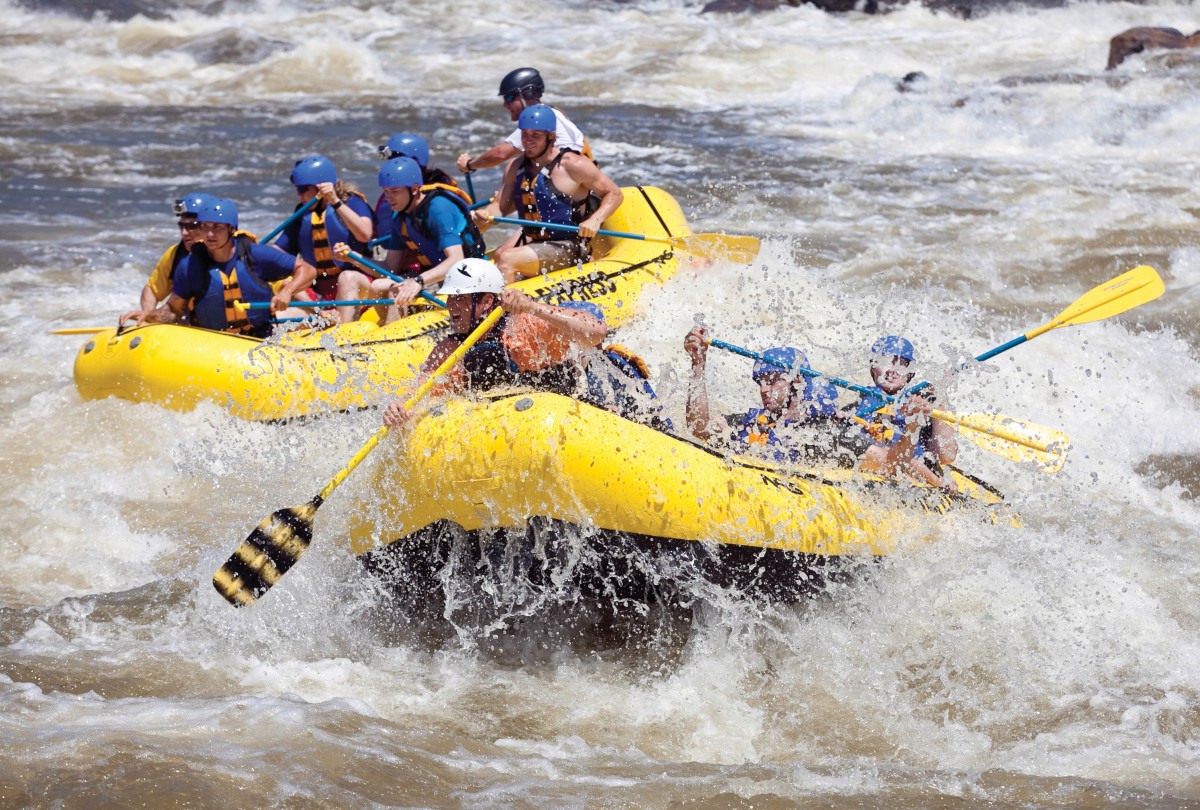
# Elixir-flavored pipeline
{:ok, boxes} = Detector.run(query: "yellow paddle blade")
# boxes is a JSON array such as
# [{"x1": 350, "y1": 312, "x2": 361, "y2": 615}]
[
  {"x1": 671, "y1": 233, "x2": 760, "y2": 264},
  {"x1": 213, "y1": 306, "x2": 506, "y2": 608},
  {"x1": 933, "y1": 410, "x2": 1069, "y2": 474},
  {"x1": 1037, "y1": 265, "x2": 1165, "y2": 336},
  {"x1": 213, "y1": 498, "x2": 320, "y2": 607}
]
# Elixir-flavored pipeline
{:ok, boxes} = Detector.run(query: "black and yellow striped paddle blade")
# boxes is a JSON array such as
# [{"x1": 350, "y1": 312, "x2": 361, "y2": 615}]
[{"x1": 212, "y1": 497, "x2": 322, "y2": 607}]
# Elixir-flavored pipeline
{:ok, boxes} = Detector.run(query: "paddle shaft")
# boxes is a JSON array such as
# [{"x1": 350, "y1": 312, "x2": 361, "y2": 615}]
[
  {"x1": 247, "y1": 298, "x2": 399, "y2": 309},
  {"x1": 51, "y1": 327, "x2": 108, "y2": 335},
  {"x1": 709, "y1": 339, "x2": 874, "y2": 397},
  {"x1": 315, "y1": 305, "x2": 505, "y2": 503},
  {"x1": 212, "y1": 306, "x2": 506, "y2": 607},
  {"x1": 708, "y1": 339, "x2": 1058, "y2": 456},
  {"x1": 486, "y1": 215, "x2": 677, "y2": 246},
  {"x1": 261, "y1": 197, "x2": 318, "y2": 245},
  {"x1": 888, "y1": 266, "x2": 1166, "y2": 406},
  {"x1": 342, "y1": 250, "x2": 446, "y2": 308}
]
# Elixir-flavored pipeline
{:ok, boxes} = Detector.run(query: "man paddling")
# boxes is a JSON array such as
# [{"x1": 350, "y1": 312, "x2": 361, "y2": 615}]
[
  {"x1": 384, "y1": 258, "x2": 667, "y2": 429},
  {"x1": 683, "y1": 324, "x2": 841, "y2": 463},
  {"x1": 121, "y1": 198, "x2": 316, "y2": 336},
  {"x1": 122, "y1": 192, "x2": 210, "y2": 321},
  {"x1": 338, "y1": 156, "x2": 486, "y2": 322},
  {"x1": 849, "y1": 335, "x2": 959, "y2": 492},
  {"x1": 471, "y1": 105, "x2": 622, "y2": 281},
  {"x1": 455, "y1": 66, "x2": 592, "y2": 176}
]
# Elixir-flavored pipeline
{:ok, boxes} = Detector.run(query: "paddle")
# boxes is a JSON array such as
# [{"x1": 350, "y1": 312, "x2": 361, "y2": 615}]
[
  {"x1": 464, "y1": 170, "x2": 477, "y2": 205},
  {"x1": 872, "y1": 408, "x2": 1067, "y2": 473},
  {"x1": 708, "y1": 338, "x2": 1069, "y2": 472},
  {"x1": 895, "y1": 265, "x2": 1165, "y2": 402},
  {"x1": 242, "y1": 298, "x2": 400, "y2": 309},
  {"x1": 212, "y1": 305, "x2": 506, "y2": 607},
  {"x1": 340, "y1": 249, "x2": 447, "y2": 308},
  {"x1": 50, "y1": 327, "x2": 109, "y2": 335},
  {"x1": 484, "y1": 215, "x2": 760, "y2": 264},
  {"x1": 260, "y1": 197, "x2": 318, "y2": 245}
]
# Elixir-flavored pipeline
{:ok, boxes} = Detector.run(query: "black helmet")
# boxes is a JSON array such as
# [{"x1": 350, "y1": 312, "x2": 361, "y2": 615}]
[{"x1": 498, "y1": 67, "x2": 544, "y2": 100}]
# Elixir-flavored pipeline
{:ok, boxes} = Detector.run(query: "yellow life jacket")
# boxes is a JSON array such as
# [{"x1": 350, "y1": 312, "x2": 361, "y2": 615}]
[
  {"x1": 310, "y1": 191, "x2": 368, "y2": 278},
  {"x1": 602, "y1": 343, "x2": 651, "y2": 379}
]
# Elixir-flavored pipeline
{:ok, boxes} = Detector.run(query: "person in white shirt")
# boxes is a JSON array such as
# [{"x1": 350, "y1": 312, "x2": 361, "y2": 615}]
[{"x1": 456, "y1": 67, "x2": 593, "y2": 176}]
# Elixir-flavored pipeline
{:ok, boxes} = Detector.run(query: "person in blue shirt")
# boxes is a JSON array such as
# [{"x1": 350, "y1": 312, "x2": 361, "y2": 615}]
[
  {"x1": 337, "y1": 156, "x2": 485, "y2": 322},
  {"x1": 121, "y1": 197, "x2": 316, "y2": 337},
  {"x1": 373, "y1": 132, "x2": 465, "y2": 242},
  {"x1": 683, "y1": 324, "x2": 840, "y2": 463}
]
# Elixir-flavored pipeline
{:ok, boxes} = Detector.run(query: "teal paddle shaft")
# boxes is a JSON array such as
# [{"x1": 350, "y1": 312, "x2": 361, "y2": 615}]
[
  {"x1": 464, "y1": 171, "x2": 477, "y2": 204},
  {"x1": 245, "y1": 299, "x2": 397, "y2": 310},
  {"x1": 487, "y1": 215, "x2": 661, "y2": 243},
  {"x1": 710, "y1": 339, "x2": 881, "y2": 401},
  {"x1": 261, "y1": 197, "x2": 318, "y2": 245},
  {"x1": 342, "y1": 250, "x2": 446, "y2": 308}
]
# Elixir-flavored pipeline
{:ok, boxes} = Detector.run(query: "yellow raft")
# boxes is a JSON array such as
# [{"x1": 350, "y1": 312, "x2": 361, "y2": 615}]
[
  {"x1": 348, "y1": 391, "x2": 1010, "y2": 603},
  {"x1": 73, "y1": 186, "x2": 691, "y2": 422}
]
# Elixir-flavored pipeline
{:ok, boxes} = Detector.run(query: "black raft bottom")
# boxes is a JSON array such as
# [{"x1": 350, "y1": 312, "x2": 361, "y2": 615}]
[{"x1": 358, "y1": 518, "x2": 873, "y2": 655}]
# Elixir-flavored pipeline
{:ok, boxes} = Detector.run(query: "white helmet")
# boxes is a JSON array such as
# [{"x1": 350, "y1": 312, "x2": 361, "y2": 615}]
[{"x1": 438, "y1": 258, "x2": 505, "y2": 295}]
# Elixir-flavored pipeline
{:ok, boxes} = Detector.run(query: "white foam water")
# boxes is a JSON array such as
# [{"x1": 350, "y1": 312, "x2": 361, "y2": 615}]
[{"x1": 0, "y1": 0, "x2": 1198, "y2": 806}]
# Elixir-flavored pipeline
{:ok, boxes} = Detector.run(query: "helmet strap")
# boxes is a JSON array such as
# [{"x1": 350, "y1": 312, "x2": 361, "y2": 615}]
[{"x1": 527, "y1": 134, "x2": 554, "y2": 164}]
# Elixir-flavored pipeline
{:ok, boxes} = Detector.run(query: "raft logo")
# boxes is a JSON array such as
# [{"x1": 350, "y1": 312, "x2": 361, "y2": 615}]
[
  {"x1": 536, "y1": 251, "x2": 672, "y2": 306},
  {"x1": 544, "y1": 271, "x2": 618, "y2": 304}
]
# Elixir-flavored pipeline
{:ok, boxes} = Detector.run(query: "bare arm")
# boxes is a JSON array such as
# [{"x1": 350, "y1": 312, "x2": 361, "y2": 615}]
[
  {"x1": 270, "y1": 258, "x2": 318, "y2": 312},
  {"x1": 561, "y1": 154, "x2": 623, "y2": 238},
  {"x1": 684, "y1": 325, "x2": 717, "y2": 440},
  {"x1": 457, "y1": 142, "x2": 520, "y2": 174},
  {"x1": 120, "y1": 292, "x2": 187, "y2": 327},
  {"x1": 471, "y1": 161, "x2": 519, "y2": 232},
  {"x1": 500, "y1": 289, "x2": 607, "y2": 348}
]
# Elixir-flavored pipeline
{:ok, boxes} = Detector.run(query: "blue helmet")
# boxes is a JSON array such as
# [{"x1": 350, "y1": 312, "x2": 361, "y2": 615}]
[
  {"x1": 517, "y1": 104, "x2": 556, "y2": 133},
  {"x1": 378, "y1": 156, "x2": 423, "y2": 189},
  {"x1": 173, "y1": 191, "x2": 215, "y2": 217},
  {"x1": 195, "y1": 197, "x2": 238, "y2": 228},
  {"x1": 290, "y1": 155, "x2": 338, "y2": 187},
  {"x1": 379, "y1": 133, "x2": 429, "y2": 167},
  {"x1": 753, "y1": 347, "x2": 809, "y2": 381},
  {"x1": 870, "y1": 335, "x2": 915, "y2": 365}
]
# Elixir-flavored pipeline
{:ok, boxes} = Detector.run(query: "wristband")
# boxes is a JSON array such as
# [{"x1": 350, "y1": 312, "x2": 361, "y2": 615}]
[{"x1": 331, "y1": 200, "x2": 344, "y2": 210}]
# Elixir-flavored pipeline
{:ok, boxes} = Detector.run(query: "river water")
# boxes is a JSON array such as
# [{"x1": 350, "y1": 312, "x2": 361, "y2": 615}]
[{"x1": 2, "y1": 0, "x2": 1199, "y2": 806}]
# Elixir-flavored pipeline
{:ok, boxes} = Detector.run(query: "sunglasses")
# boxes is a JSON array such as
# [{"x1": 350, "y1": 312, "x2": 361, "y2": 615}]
[
  {"x1": 295, "y1": 184, "x2": 316, "y2": 194},
  {"x1": 178, "y1": 221, "x2": 200, "y2": 231},
  {"x1": 502, "y1": 91, "x2": 521, "y2": 103}
]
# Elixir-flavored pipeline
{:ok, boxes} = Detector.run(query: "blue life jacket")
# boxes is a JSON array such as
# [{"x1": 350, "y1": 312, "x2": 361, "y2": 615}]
[
  {"x1": 184, "y1": 237, "x2": 276, "y2": 337},
  {"x1": 855, "y1": 385, "x2": 933, "y2": 456},
  {"x1": 514, "y1": 150, "x2": 577, "y2": 242},
  {"x1": 398, "y1": 188, "x2": 486, "y2": 267},
  {"x1": 732, "y1": 379, "x2": 838, "y2": 462}
]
